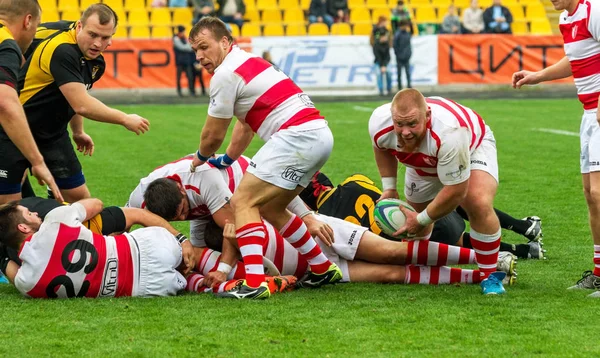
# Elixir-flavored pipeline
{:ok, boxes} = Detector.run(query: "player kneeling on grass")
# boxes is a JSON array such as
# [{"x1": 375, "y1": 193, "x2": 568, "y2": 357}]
[{"x1": 0, "y1": 198, "x2": 200, "y2": 298}]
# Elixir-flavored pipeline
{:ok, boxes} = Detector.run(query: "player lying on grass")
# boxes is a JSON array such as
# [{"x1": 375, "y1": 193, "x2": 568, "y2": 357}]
[
  {"x1": 126, "y1": 154, "x2": 335, "y2": 287},
  {"x1": 300, "y1": 172, "x2": 546, "y2": 260},
  {"x1": 194, "y1": 213, "x2": 517, "y2": 286},
  {"x1": 0, "y1": 198, "x2": 200, "y2": 298}
]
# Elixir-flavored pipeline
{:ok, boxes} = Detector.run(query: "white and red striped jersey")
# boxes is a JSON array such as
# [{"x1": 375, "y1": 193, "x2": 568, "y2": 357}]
[
  {"x1": 368, "y1": 97, "x2": 487, "y2": 185},
  {"x1": 559, "y1": 0, "x2": 600, "y2": 110},
  {"x1": 126, "y1": 155, "x2": 250, "y2": 220},
  {"x1": 208, "y1": 46, "x2": 324, "y2": 141},
  {"x1": 14, "y1": 204, "x2": 139, "y2": 298}
]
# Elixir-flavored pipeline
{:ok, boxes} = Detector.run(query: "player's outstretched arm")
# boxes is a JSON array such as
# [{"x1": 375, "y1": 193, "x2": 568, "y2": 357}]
[
  {"x1": 75, "y1": 198, "x2": 105, "y2": 222},
  {"x1": 59, "y1": 82, "x2": 150, "y2": 135},
  {"x1": 512, "y1": 56, "x2": 572, "y2": 89},
  {"x1": 191, "y1": 115, "x2": 232, "y2": 170},
  {"x1": 208, "y1": 121, "x2": 253, "y2": 168},
  {"x1": 373, "y1": 147, "x2": 399, "y2": 200}
]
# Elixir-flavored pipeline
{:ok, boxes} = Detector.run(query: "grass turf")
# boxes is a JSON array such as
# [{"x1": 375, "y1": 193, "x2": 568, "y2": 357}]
[{"x1": 0, "y1": 99, "x2": 597, "y2": 357}]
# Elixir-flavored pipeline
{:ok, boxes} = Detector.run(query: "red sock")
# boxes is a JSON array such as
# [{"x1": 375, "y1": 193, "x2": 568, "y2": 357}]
[
  {"x1": 594, "y1": 245, "x2": 600, "y2": 277},
  {"x1": 237, "y1": 223, "x2": 266, "y2": 287},
  {"x1": 469, "y1": 228, "x2": 501, "y2": 279},
  {"x1": 280, "y1": 215, "x2": 331, "y2": 274},
  {"x1": 404, "y1": 265, "x2": 482, "y2": 284},
  {"x1": 405, "y1": 240, "x2": 475, "y2": 266}
]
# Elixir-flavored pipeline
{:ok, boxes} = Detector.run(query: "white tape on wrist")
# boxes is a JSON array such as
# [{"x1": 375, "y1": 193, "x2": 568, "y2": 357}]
[
  {"x1": 299, "y1": 210, "x2": 315, "y2": 219},
  {"x1": 217, "y1": 262, "x2": 233, "y2": 274},
  {"x1": 381, "y1": 177, "x2": 397, "y2": 191},
  {"x1": 416, "y1": 209, "x2": 434, "y2": 226}
]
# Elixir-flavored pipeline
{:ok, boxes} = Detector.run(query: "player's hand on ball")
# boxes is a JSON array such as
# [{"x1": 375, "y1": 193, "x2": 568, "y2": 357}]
[
  {"x1": 124, "y1": 114, "x2": 150, "y2": 135},
  {"x1": 512, "y1": 70, "x2": 540, "y2": 89},
  {"x1": 378, "y1": 189, "x2": 399, "y2": 202},
  {"x1": 394, "y1": 205, "x2": 423, "y2": 238},
  {"x1": 303, "y1": 213, "x2": 334, "y2": 246},
  {"x1": 204, "y1": 271, "x2": 227, "y2": 287},
  {"x1": 72, "y1": 132, "x2": 95, "y2": 156},
  {"x1": 181, "y1": 240, "x2": 196, "y2": 275}
]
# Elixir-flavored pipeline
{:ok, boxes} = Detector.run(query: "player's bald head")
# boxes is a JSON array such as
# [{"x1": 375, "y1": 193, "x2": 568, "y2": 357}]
[
  {"x1": 0, "y1": 0, "x2": 40, "y2": 22},
  {"x1": 391, "y1": 89, "x2": 427, "y2": 120}
]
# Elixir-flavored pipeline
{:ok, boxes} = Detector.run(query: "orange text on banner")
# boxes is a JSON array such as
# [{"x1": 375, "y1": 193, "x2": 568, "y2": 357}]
[
  {"x1": 94, "y1": 38, "x2": 252, "y2": 89},
  {"x1": 437, "y1": 34, "x2": 571, "y2": 85}
]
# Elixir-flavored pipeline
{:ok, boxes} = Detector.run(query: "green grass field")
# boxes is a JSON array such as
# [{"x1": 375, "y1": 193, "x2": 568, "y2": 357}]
[{"x1": 0, "y1": 98, "x2": 597, "y2": 357}]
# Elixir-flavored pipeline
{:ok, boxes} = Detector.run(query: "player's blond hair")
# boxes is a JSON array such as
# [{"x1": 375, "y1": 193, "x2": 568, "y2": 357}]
[
  {"x1": 391, "y1": 88, "x2": 427, "y2": 118},
  {"x1": 0, "y1": 0, "x2": 40, "y2": 22},
  {"x1": 81, "y1": 3, "x2": 118, "y2": 28}
]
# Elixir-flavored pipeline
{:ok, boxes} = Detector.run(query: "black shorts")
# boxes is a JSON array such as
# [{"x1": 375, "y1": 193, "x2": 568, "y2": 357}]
[
  {"x1": 430, "y1": 211, "x2": 466, "y2": 246},
  {"x1": 0, "y1": 133, "x2": 84, "y2": 194}
]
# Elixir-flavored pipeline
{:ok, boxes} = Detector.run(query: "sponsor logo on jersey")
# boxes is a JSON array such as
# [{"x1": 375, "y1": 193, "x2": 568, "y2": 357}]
[
  {"x1": 281, "y1": 166, "x2": 305, "y2": 183},
  {"x1": 249, "y1": 161, "x2": 257, "y2": 168},
  {"x1": 446, "y1": 164, "x2": 466, "y2": 179},
  {"x1": 590, "y1": 161, "x2": 600, "y2": 166},
  {"x1": 100, "y1": 258, "x2": 118, "y2": 297},
  {"x1": 91, "y1": 65, "x2": 100, "y2": 80},
  {"x1": 298, "y1": 93, "x2": 315, "y2": 108},
  {"x1": 209, "y1": 97, "x2": 216, "y2": 108},
  {"x1": 0, "y1": 169, "x2": 7, "y2": 178},
  {"x1": 348, "y1": 229, "x2": 358, "y2": 246},
  {"x1": 471, "y1": 159, "x2": 487, "y2": 166},
  {"x1": 572, "y1": 24, "x2": 578, "y2": 40},
  {"x1": 405, "y1": 182, "x2": 418, "y2": 196}
]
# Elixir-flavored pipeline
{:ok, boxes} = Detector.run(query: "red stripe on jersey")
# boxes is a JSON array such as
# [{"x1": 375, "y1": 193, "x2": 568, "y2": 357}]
[
  {"x1": 226, "y1": 166, "x2": 235, "y2": 193},
  {"x1": 85, "y1": 233, "x2": 107, "y2": 298},
  {"x1": 570, "y1": 53, "x2": 600, "y2": 78},
  {"x1": 237, "y1": 156, "x2": 250, "y2": 174},
  {"x1": 392, "y1": 150, "x2": 438, "y2": 168},
  {"x1": 578, "y1": 91, "x2": 600, "y2": 109},
  {"x1": 234, "y1": 57, "x2": 272, "y2": 84},
  {"x1": 278, "y1": 108, "x2": 323, "y2": 131},
  {"x1": 560, "y1": 17, "x2": 593, "y2": 44},
  {"x1": 415, "y1": 169, "x2": 438, "y2": 177},
  {"x1": 427, "y1": 98, "x2": 475, "y2": 148},
  {"x1": 294, "y1": 255, "x2": 309, "y2": 278},
  {"x1": 373, "y1": 125, "x2": 394, "y2": 150},
  {"x1": 114, "y1": 234, "x2": 134, "y2": 297},
  {"x1": 166, "y1": 174, "x2": 200, "y2": 194},
  {"x1": 154, "y1": 155, "x2": 194, "y2": 170},
  {"x1": 474, "y1": 111, "x2": 486, "y2": 148},
  {"x1": 244, "y1": 79, "x2": 304, "y2": 133}
]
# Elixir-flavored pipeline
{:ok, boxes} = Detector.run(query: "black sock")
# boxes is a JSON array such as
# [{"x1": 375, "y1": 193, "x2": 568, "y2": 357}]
[
  {"x1": 495, "y1": 208, "x2": 530, "y2": 234},
  {"x1": 456, "y1": 206, "x2": 469, "y2": 221},
  {"x1": 462, "y1": 232, "x2": 473, "y2": 249},
  {"x1": 47, "y1": 186, "x2": 55, "y2": 200},
  {"x1": 21, "y1": 176, "x2": 37, "y2": 198}
]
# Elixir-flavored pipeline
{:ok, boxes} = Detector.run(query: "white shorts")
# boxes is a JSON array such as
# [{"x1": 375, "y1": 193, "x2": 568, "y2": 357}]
[
  {"x1": 128, "y1": 227, "x2": 187, "y2": 297},
  {"x1": 580, "y1": 110, "x2": 600, "y2": 174},
  {"x1": 314, "y1": 214, "x2": 367, "y2": 282},
  {"x1": 247, "y1": 120, "x2": 333, "y2": 190},
  {"x1": 404, "y1": 129, "x2": 499, "y2": 203}
]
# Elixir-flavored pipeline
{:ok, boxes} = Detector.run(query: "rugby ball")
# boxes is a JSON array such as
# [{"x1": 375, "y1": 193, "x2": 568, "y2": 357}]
[{"x1": 373, "y1": 198, "x2": 415, "y2": 240}]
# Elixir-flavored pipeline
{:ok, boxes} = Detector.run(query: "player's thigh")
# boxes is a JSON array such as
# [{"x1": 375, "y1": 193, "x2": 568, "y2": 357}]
[
  {"x1": 232, "y1": 172, "x2": 300, "y2": 211},
  {"x1": 60, "y1": 184, "x2": 91, "y2": 203},
  {"x1": 246, "y1": 125, "x2": 333, "y2": 191},
  {"x1": 0, "y1": 138, "x2": 29, "y2": 197},
  {"x1": 461, "y1": 171, "x2": 497, "y2": 217},
  {"x1": 404, "y1": 168, "x2": 443, "y2": 206},
  {"x1": 347, "y1": 260, "x2": 406, "y2": 283},
  {"x1": 354, "y1": 230, "x2": 407, "y2": 264}
]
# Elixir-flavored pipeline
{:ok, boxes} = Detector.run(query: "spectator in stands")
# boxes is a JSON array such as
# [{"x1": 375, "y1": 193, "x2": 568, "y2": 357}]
[
  {"x1": 327, "y1": 0, "x2": 349, "y2": 23},
  {"x1": 262, "y1": 50, "x2": 274, "y2": 65},
  {"x1": 151, "y1": 0, "x2": 167, "y2": 6},
  {"x1": 191, "y1": 0, "x2": 215, "y2": 24},
  {"x1": 391, "y1": 0, "x2": 412, "y2": 34},
  {"x1": 217, "y1": 0, "x2": 245, "y2": 29},
  {"x1": 393, "y1": 20, "x2": 412, "y2": 90},
  {"x1": 441, "y1": 4, "x2": 461, "y2": 34},
  {"x1": 483, "y1": 0, "x2": 512, "y2": 34},
  {"x1": 169, "y1": 0, "x2": 189, "y2": 7},
  {"x1": 192, "y1": 61, "x2": 207, "y2": 96},
  {"x1": 462, "y1": 0, "x2": 484, "y2": 34},
  {"x1": 371, "y1": 16, "x2": 392, "y2": 96},
  {"x1": 173, "y1": 25, "x2": 197, "y2": 97},
  {"x1": 308, "y1": 0, "x2": 334, "y2": 29}
]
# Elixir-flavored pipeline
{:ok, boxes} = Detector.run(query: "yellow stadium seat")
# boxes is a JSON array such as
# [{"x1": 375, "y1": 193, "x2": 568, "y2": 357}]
[
  {"x1": 526, "y1": 3, "x2": 546, "y2": 20},
  {"x1": 508, "y1": 4, "x2": 525, "y2": 20},
  {"x1": 501, "y1": 0, "x2": 519, "y2": 5},
  {"x1": 261, "y1": 9, "x2": 282, "y2": 24},
  {"x1": 113, "y1": 9, "x2": 127, "y2": 24},
  {"x1": 150, "y1": 8, "x2": 172, "y2": 26},
  {"x1": 244, "y1": 9, "x2": 261, "y2": 22},
  {"x1": 58, "y1": 0, "x2": 78, "y2": 11},
  {"x1": 330, "y1": 22, "x2": 352, "y2": 35},
  {"x1": 352, "y1": 22, "x2": 372, "y2": 35},
  {"x1": 435, "y1": 0, "x2": 452, "y2": 8},
  {"x1": 408, "y1": 0, "x2": 429, "y2": 8},
  {"x1": 113, "y1": 25, "x2": 129, "y2": 38},
  {"x1": 245, "y1": 0, "x2": 256, "y2": 10},
  {"x1": 80, "y1": 0, "x2": 98, "y2": 10},
  {"x1": 42, "y1": 9, "x2": 60, "y2": 22},
  {"x1": 283, "y1": 9, "x2": 305, "y2": 24},
  {"x1": 518, "y1": 0, "x2": 539, "y2": 4},
  {"x1": 263, "y1": 23, "x2": 285, "y2": 35},
  {"x1": 125, "y1": 0, "x2": 146, "y2": 9},
  {"x1": 152, "y1": 26, "x2": 173, "y2": 38},
  {"x1": 128, "y1": 9, "x2": 149, "y2": 26},
  {"x1": 348, "y1": 0, "x2": 365, "y2": 9},
  {"x1": 103, "y1": 0, "x2": 124, "y2": 10},
  {"x1": 301, "y1": 0, "x2": 311, "y2": 9},
  {"x1": 130, "y1": 26, "x2": 150, "y2": 38},
  {"x1": 366, "y1": 0, "x2": 388, "y2": 9},
  {"x1": 40, "y1": 0, "x2": 57, "y2": 11},
  {"x1": 241, "y1": 23, "x2": 262, "y2": 36},
  {"x1": 256, "y1": 0, "x2": 278, "y2": 10},
  {"x1": 478, "y1": 0, "x2": 492, "y2": 7},
  {"x1": 172, "y1": 8, "x2": 194, "y2": 26},
  {"x1": 285, "y1": 24, "x2": 307, "y2": 35},
  {"x1": 61, "y1": 9, "x2": 81, "y2": 21},
  {"x1": 415, "y1": 7, "x2": 437, "y2": 22},
  {"x1": 308, "y1": 22, "x2": 329, "y2": 35},
  {"x1": 511, "y1": 20, "x2": 528, "y2": 35},
  {"x1": 279, "y1": 0, "x2": 300, "y2": 9},
  {"x1": 530, "y1": 19, "x2": 552, "y2": 34},
  {"x1": 229, "y1": 23, "x2": 240, "y2": 36},
  {"x1": 371, "y1": 8, "x2": 391, "y2": 22},
  {"x1": 350, "y1": 8, "x2": 371, "y2": 24}
]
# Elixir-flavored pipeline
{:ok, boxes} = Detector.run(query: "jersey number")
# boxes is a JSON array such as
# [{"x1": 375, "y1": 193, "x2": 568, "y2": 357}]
[
  {"x1": 45, "y1": 240, "x2": 99, "y2": 298},
  {"x1": 344, "y1": 194, "x2": 381, "y2": 234}
]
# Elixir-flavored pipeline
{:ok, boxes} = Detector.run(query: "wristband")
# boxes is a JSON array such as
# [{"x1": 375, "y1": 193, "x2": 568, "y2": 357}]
[
  {"x1": 416, "y1": 209, "x2": 434, "y2": 226},
  {"x1": 381, "y1": 177, "x2": 397, "y2": 191},
  {"x1": 175, "y1": 233, "x2": 189, "y2": 244},
  {"x1": 195, "y1": 150, "x2": 210, "y2": 162},
  {"x1": 220, "y1": 153, "x2": 235, "y2": 165},
  {"x1": 299, "y1": 210, "x2": 315, "y2": 219},
  {"x1": 217, "y1": 262, "x2": 233, "y2": 274}
]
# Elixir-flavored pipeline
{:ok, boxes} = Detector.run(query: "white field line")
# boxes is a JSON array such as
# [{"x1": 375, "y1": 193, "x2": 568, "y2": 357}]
[
  {"x1": 353, "y1": 105, "x2": 374, "y2": 112},
  {"x1": 533, "y1": 128, "x2": 579, "y2": 137}
]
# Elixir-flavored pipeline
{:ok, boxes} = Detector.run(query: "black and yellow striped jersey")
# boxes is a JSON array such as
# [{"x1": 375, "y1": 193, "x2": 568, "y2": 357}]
[
  {"x1": 0, "y1": 23, "x2": 23, "y2": 93},
  {"x1": 23, "y1": 20, "x2": 76, "y2": 59},
  {"x1": 18, "y1": 21, "x2": 106, "y2": 142}
]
